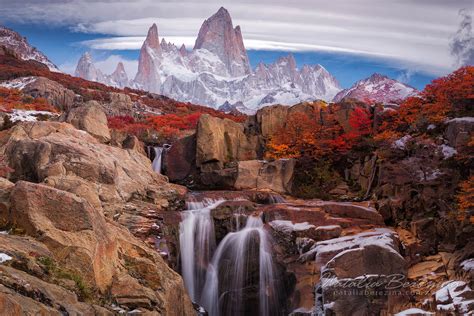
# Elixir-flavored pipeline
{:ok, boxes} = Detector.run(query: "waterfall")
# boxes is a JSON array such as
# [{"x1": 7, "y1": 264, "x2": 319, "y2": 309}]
[
  {"x1": 179, "y1": 199, "x2": 223, "y2": 302},
  {"x1": 151, "y1": 147, "x2": 163, "y2": 173},
  {"x1": 180, "y1": 198, "x2": 279, "y2": 316}
]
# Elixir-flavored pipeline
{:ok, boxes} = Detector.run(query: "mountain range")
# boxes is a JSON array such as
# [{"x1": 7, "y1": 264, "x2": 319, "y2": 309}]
[{"x1": 0, "y1": 8, "x2": 418, "y2": 113}]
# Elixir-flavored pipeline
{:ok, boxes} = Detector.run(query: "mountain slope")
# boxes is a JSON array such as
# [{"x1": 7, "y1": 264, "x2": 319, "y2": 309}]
[
  {"x1": 333, "y1": 73, "x2": 418, "y2": 104},
  {"x1": 0, "y1": 26, "x2": 59, "y2": 72}
]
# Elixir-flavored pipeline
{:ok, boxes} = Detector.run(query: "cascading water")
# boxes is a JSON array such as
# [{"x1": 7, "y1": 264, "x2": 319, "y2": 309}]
[
  {"x1": 151, "y1": 147, "x2": 163, "y2": 173},
  {"x1": 179, "y1": 199, "x2": 223, "y2": 302},
  {"x1": 179, "y1": 198, "x2": 280, "y2": 316}
]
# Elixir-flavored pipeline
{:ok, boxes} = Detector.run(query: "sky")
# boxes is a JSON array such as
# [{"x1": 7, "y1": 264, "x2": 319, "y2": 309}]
[{"x1": 0, "y1": 0, "x2": 472, "y2": 89}]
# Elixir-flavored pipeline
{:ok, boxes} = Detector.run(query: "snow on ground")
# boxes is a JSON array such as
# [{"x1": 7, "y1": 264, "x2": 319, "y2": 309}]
[
  {"x1": 0, "y1": 76, "x2": 36, "y2": 90},
  {"x1": 440, "y1": 144, "x2": 457, "y2": 159},
  {"x1": 460, "y1": 259, "x2": 474, "y2": 272},
  {"x1": 393, "y1": 135, "x2": 412, "y2": 150},
  {"x1": 269, "y1": 220, "x2": 315, "y2": 234},
  {"x1": 299, "y1": 228, "x2": 399, "y2": 263},
  {"x1": 447, "y1": 117, "x2": 474, "y2": 123},
  {"x1": 394, "y1": 308, "x2": 434, "y2": 315},
  {"x1": 435, "y1": 280, "x2": 474, "y2": 314},
  {"x1": 0, "y1": 253, "x2": 12, "y2": 263},
  {"x1": 8, "y1": 109, "x2": 59, "y2": 122}
]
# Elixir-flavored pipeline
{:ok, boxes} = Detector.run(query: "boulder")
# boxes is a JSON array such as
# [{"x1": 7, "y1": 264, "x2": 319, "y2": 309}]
[
  {"x1": 444, "y1": 118, "x2": 474, "y2": 150},
  {"x1": 163, "y1": 134, "x2": 197, "y2": 182},
  {"x1": 234, "y1": 159, "x2": 296, "y2": 194},
  {"x1": 255, "y1": 105, "x2": 289, "y2": 138},
  {"x1": 105, "y1": 92, "x2": 133, "y2": 116},
  {"x1": 23, "y1": 77, "x2": 76, "y2": 111},
  {"x1": 3, "y1": 180, "x2": 194, "y2": 315},
  {"x1": 196, "y1": 114, "x2": 258, "y2": 170},
  {"x1": 316, "y1": 229, "x2": 408, "y2": 315},
  {"x1": 61, "y1": 102, "x2": 111, "y2": 142},
  {"x1": 122, "y1": 134, "x2": 146, "y2": 156},
  {"x1": 2, "y1": 122, "x2": 181, "y2": 207}
]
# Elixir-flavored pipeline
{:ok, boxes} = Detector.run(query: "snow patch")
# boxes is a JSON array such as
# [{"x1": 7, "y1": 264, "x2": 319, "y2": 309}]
[
  {"x1": 393, "y1": 135, "x2": 412, "y2": 150},
  {"x1": 0, "y1": 77, "x2": 37, "y2": 90},
  {"x1": 435, "y1": 280, "x2": 474, "y2": 313},
  {"x1": 0, "y1": 253, "x2": 12, "y2": 263},
  {"x1": 447, "y1": 117, "x2": 474, "y2": 123},
  {"x1": 460, "y1": 259, "x2": 474, "y2": 272},
  {"x1": 269, "y1": 220, "x2": 315, "y2": 233},
  {"x1": 8, "y1": 109, "x2": 59, "y2": 122},
  {"x1": 440, "y1": 145, "x2": 457, "y2": 159},
  {"x1": 394, "y1": 308, "x2": 434, "y2": 315}
]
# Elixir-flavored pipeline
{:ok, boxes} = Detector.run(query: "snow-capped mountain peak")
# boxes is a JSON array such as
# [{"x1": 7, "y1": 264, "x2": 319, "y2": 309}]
[
  {"x1": 73, "y1": 7, "x2": 342, "y2": 113},
  {"x1": 0, "y1": 25, "x2": 59, "y2": 72},
  {"x1": 333, "y1": 73, "x2": 418, "y2": 104},
  {"x1": 74, "y1": 52, "x2": 104, "y2": 82}
]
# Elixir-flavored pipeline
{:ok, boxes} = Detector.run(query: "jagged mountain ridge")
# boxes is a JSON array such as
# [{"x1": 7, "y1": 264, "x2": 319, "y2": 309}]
[
  {"x1": 0, "y1": 26, "x2": 59, "y2": 72},
  {"x1": 74, "y1": 52, "x2": 129, "y2": 88},
  {"x1": 74, "y1": 7, "x2": 342, "y2": 113},
  {"x1": 333, "y1": 73, "x2": 418, "y2": 104}
]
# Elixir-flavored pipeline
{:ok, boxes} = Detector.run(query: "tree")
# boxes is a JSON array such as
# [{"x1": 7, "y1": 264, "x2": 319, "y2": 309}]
[{"x1": 456, "y1": 176, "x2": 474, "y2": 223}]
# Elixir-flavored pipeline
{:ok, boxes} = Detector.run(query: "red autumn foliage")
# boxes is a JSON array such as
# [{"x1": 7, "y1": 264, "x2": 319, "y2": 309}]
[
  {"x1": 266, "y1": 107, "x2": 351, "y2": 159},
  {"x1": 0, "y1": 87, "x2": 57, "y2": 112},
  {"x1": 376, "y1": 66, "x2": 474, "y2": 142}
]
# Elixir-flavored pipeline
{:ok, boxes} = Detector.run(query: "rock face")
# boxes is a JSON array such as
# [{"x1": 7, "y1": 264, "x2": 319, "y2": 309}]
[
  {"x1": 444, "y1": 117, "x2": 474, "y2": 150},
  {"x1": 109, "y1": 62, "x2": 129, "y2": 88},
  {"x1": 234, "y1": 159, "x2": 296, "y2": 194},
  {"x1": 315, "y1": 229, "x2": 407, "y2": 315},
  {"x1": 0, "y1": 121, "x2": 194, "y2": 314},
  {"x1": 75, "y1": 8, "x2": 341, "y2": 112},
  {"x1": 194, "y1": 7, "x2": 251, "y2": 77},
  {"x1": 333, "y1": 73, "x2": 418, "y2": 104},
  {"x1": 0, "y1": 26, "x2": 59, "y2": 71},
  {"x1": 22, "y1": 77, "x2": 76, "y2": 111},
  {"x1": 196, "y1": 114, "x2": 258, "y2": 169},
  {"x1": 74, "y1": 52, "x2": 104, "y2": 83},
  {"x1": 134, "y1": 23, "x2": 162, "y2": 93},
  {"x1": 61, "y1": 102, "x2": 111, "y2": 142}
]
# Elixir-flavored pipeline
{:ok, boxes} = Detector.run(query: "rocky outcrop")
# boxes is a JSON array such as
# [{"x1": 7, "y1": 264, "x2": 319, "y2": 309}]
[
  {"x1": 234, "y1": 159, "x2": 296, "y2": 194},
  {"x1": 163, "y1": 134, "x2": 197, "y2": 183},
  {"x1": 0, "y1": 121, "x2": 194, "y2": 314},
  {"x1": 22, "y1": 77, "x2": 76, "y2": 111},
  {"x1": 60, "y1": 102, "x2": 111, "y2": 142},
  {"x1": 196, "y1": 114, "x2": 258, "y2": 170},
  {"x1": 315, "y1": 229, "x2": 407, "y2": 315},
  {"x1": 444, "y1": 117, "x2": 474, "y2": 150}
]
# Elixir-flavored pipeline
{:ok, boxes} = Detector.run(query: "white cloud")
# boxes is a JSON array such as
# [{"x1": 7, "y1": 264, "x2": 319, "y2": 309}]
[{"x1": 2, "y1": 0, "x2": 472, "y2": 75}]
